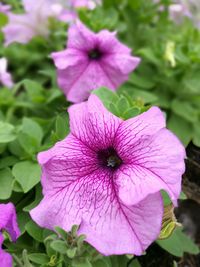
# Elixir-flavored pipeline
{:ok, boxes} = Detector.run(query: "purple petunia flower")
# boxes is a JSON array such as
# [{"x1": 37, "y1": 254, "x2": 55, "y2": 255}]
[
  {"x1": 0, "y1": 58, "x2": 13, "y2": 88},
  {"x1": 51, "y1": 21, "x2": 141, "y2": 103},
  {"x1": 0, "y1": 203, "x2": 20, "y2": 267},
  {"x1": 31, "y1": 95, "x2": 185, "y2": 255}
]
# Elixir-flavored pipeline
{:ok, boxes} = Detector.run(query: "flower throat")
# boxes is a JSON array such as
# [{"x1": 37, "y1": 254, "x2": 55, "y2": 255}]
[
  {"x1": 97, "y1": 147, "x2": 122, "y2": 170},
  {"x1": 88, "y1": 48, "x2": 102, "y2": 60}
]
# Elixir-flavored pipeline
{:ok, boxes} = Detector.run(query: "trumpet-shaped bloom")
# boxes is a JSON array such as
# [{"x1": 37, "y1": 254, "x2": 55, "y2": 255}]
[
  {"x1": 0, "y1": 58, "x2": 13, "y2": 88},
  {"x1": 51, "y1": 22, "x2": 141, "y2": 103},
  {"x1": 0, "y1": 203, "x2": 20, "y2": 267},
  {"x1": 31, "y1": 95, "x2": 185, "y2": 255}
]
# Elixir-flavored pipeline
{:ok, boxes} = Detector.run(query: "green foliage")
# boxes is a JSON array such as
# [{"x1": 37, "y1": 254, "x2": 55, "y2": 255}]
[
  {"x1": 93, "y1": 87, "x2": 146, "y2": 119},
  {"x1": 0, "y1": 121, "x2": 16, "y2": 143},
  {"x1": 0, "y1": 168, "x2": 13, "y2": 199},
  {"x1": 1, "y1": 1, "x2": 200, "y2": 266},
  {"x1": 12, "y1": 161, "x2": 41, "y2": 193},
  {"x1": 157, "y1": 227, "x2": 200, "y2": 257}
]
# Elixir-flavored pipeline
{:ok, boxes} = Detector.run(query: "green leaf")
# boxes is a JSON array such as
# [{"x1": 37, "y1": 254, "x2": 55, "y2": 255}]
[
  {"x1": 22, "y1": 250, "x2": 34, "y2": 267},
  {"x1": 129, "y1": 73, "x2": 155, "y2": 89},
  {"x1": 54, "y1": 226, "x2": 68, "y2": 240},
  {"x1": 28, "y1": 253, "x2": 49, "y2": 264},
  {"x1": 72, "y1": 258, "x2": 92, "y2": 267},
  {"x1": 50, "y1": 240, "x2": 68, "y2": 254},
  {"x1": 8, "y1": 139, "x2": 26, "y2": 157},
  {"x1": 22, "y1": 79, "x2": 45, "y2": 103},
  {"x1": 12, "y1": 161, "x2": 41, "y2": 193},
  {"x1": 77, "y1": 234, "x2": 86, "y2": 248},
  {"x1": 23, "y1": 185, "x2": 42, "y2": 212},
  {"x1": 179, "y1": 191, "x2": 187, "y2": 200},
  {"x1": 0, "y1": 13, "x2": 8, "y2": 27},
  {"x1": 21, "y1": 117, "x2": 43, "y2": 145},
  {"x1": 17, "y1": 118, "x2": 43, "y2": 155},
  {"x1": 161, "y1": 191, "x2": 171, "y2": 206},
  {"x1": 93, "y1": 87, "x2": 119, "y2": 111},
  {"x1": 93, "y1": 259, "x2": 112, "y2": 267},
  {"x1": 55, "y1": 114, "x2": 69, "y2": 140},
  {"x1": 0, "y1": 168, "x2": 13, "y2": 199},
  {"x1": 12, "y1": 180, "x2": 24, "y2": 193},
  {"x1": 117, "y1": 96, "x2": 129, "y2": 114},
  {"x1": 17, "y1": 212, "x2": 31, "y2": 235},
  {"x1": 183, "y1": 71, "x2": 200, "y2": 94},
  {"x1": 157, "y1": 227, "x2": 199, "y2": 257},
  {"x1": 25, "y1": 221, "x2": 44, "y2": 242},
  {"x1": 123, "y1": 107, "x2": 141, "y2": 120},
  {"x1": 193, "y1": 123, "x2": 200, "y2": 147},
  {"x1": 171, "y1": 99, "x2": 198, "y2": 123},
  {"x1": 0, "y1": 156, "x2": 18, "y2": 169},
  {"x1": 118, "y1": 86, "x2": 157, "y2": 103},
  {"x1": 129, "y1": 259, "x2": 141, "y2": 267},
  {"x1": 18, "y1": 132, "x2": 39, "y2": 155},
  {"x1": 66, "y1": 247, "x2": 77, "y2": 258},
  {"x1": 0, "y1": 122, "x2": 16, "y2": 143},
  {"x1": 167, "y1": 113, "x2": 193, "y2": 146}
]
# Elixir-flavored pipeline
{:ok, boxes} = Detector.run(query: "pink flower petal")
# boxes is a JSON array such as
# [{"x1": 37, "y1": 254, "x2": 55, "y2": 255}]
[
  {"x1": 68, "y1": 94, "x2": 122, "y2": 149},
  {"x1": 115, "y1": 108, "x2": 185, "y2": 206},
  {"x1": 115, "y1": 107, "x2": 166, "y2": 161},
  {"x1": 78, "y1": 192, "x2": 163, "y2": 255},
  {"x1": 0, "y1": 235, "x2": 12, "y2": 267},
  {"x1": 52, "y1": 21, "x2": 141, "y2": 102},
  {"x1": 67, "y1": 21, "x2": 97, "y2": 51},
  {"x1": 31, "y1": 95, "x2": 184, "y2": 255},
  {"x1": 2, "y1": 14, "x2": 36, "y2": 46},
  {"x1": 0, "y1": 203, "x2": 20, "y2": 242},
  {"x1": 37, "y1": 134, "x2": 98, "y2": 194},
  {"x1": 31, "y1": 157, "x2": 163, "y2": 255}
]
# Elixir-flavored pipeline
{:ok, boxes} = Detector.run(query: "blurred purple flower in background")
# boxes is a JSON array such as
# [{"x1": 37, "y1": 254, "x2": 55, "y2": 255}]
[
  {"x1": 3, "y1": 0, "x2": 58, "y2": 45},
  {"x1": 169, "y1": 3, "x2": 191, "y2": 24},
  {"x1": 31, "y1": 94, "x2": 185, "y2": 255},
  {"x1": 2, "y1": 0, "x2": 101, "y2": 46},
  {"x1": 0, "y1": 2, "x2": 11, "y2": 14},
  {"x1": 154, "y1": 0, "x2": 200, "y2": 28},
  {"x1": 0, "y1": 58, "x2": 13, "y2": 88},
  {"x1": 0, "y1": 203, "x2": 20, "y2": 267},
  {"x1": 52, "y1": 21, "x2": 141, "y2": 103},
  {"x1": 180, "y1": 0, "x2": 200, "y2": 28}
]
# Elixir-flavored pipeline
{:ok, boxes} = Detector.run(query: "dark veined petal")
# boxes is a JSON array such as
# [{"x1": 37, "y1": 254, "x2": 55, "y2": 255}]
[
  {"x1": 115, "y1": 108, "x2": 185, "y2": 206},
  {"x1": 68, "y1": 94, "x2": 122, "y2": 149},
  {"x1": 31, "y1": 163, "x2": 163, "y2": 255}
]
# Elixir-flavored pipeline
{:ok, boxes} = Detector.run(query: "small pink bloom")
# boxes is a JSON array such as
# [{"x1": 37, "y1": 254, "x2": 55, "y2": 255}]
[
  {"x1": 31, "y1": 95, "x2": 185, "y2": 255},
  {"x1": 0, "y1": 2, "x2": 11, "y2": 14},
  {"x1": 169, "y1": 3, "x2": 191, "y2": 24},
  {"x1": 52, "y1": 21, "x2": 141, "y2": 103},
  {"x1": 0, "y1": 58, "x2": 13, "y2": 88},
  {"x1": 0, "y1": 203, "x2": 20, "y2": 267},
  {"x1": 2, "y1": 0, "x2": 76, "y2": 45}
]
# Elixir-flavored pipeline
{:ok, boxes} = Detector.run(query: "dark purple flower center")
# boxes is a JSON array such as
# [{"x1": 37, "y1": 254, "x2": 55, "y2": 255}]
[
  {"x1": 97, "y1": 147, "x2": 122, "y2": 170},
  {"x1": 88, "y1": 48, "x2": 102, "y2": 60}
]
